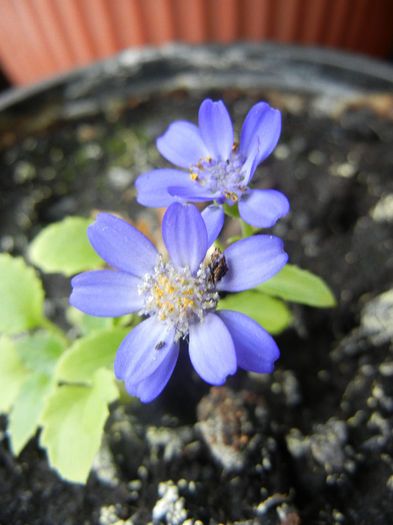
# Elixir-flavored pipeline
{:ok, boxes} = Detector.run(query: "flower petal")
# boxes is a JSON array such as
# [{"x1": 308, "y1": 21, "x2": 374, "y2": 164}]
[
  {"x1": 157, "y1": 121, "x2": 209, "y2": 168},
  {"x1": 87, "y1": 213, "x2": 158, "y2": 277},
  {"x1": 238, "y1": 189, "x2": 290, "y2": 227},
  {"x1": 239, "y1": 102, "x2": 281, "y2": 165},
  {"x1": 217, "y1": 235, "x2": 288, "y2": 292},
  {"x1": 130, "y1": 348, "x2": 179, "y2": 403},
  {"x1": 162, "y1": 202, "x2": 207, "y2": 272},
  {"x1": 167, "y1": 184, "x2": 215, "y2": 202},
  {"x1": 188, "y1": 312, "x2": 237, "y2": 385},
  {"x1": 70, "y1": 270, "x2": 143, "y2": 317},
  {"x1": 135, "y1": 169, "x2": 191, "y2": 207},
  {"x1": 217, "y1": 310, "x2": 280, "y2": 373},
  {"x1": 198, "y1": 99, "x2": 234, "y2": 161},
  {"x1": 240, "y1": 135, "x2": 260, "y2": 185},
  {"x1": 201, "y1": 204, "x2": 225, "y2": 248},
  {"x1": 114, "y1": 316, "x2": 176, "y2": 382},
  {"x1": 114, "y1": 316, "x2": 179, "y2": 403}
]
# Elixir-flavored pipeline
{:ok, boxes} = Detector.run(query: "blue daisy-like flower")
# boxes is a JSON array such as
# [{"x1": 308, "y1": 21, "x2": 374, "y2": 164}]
[
  {"x1": 136, "y1": 98, "x2": 290, "y2": 229},
  {"x1": 70, "y1": 203, "x2": 288, "y2": 402}
]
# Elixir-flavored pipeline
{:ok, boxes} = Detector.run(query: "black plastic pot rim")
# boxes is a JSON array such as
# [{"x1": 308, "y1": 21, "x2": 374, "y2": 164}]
[{"x1": 1, "y1": 42, "x2": 393, "y2": 112}]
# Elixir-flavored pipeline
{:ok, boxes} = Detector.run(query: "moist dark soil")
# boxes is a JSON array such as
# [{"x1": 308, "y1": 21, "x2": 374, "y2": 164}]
[{"x1": 0, "y1": 45, "x2": 393, "y2": 525}]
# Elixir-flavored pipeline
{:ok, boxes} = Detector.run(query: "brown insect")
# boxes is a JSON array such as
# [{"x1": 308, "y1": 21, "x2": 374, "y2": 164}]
[
  {"x1": 208, "y1": 248, "x2": 228, "y2": 285},
  {"x1": 155, "y1": 341, "x2": 166, "y2": 350}
]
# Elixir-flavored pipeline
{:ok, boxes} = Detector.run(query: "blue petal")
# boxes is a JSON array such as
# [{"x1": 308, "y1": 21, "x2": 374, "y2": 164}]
[
  {"x1": 217, "y1": 235, "x2": 288, "y2": 292},
  {"x1": 87, "y1": 213, "x2": 158, "y2": 277},
  {"x1": 114, "y1": 316, "x2": 170, "y2": 381},
  {"x1": 167, "y1": 184, "x2": 215, "y2": 202},
  {"x1": 201, "y1": 204, "x2": 225, "y2": 248},
  {"x1": 217, "y1": 310, "x2": 280, "y2": 373},
  {"x1": 198, "y1": 99, "x2": 234, "y2": 161},
  {"x1": 240, "y1": 136, "x2": 259, "y2": 185},
  {"x1": 130, "y1": 348, "x2": 179, "y2": 403},
  {"x1": 114, "y1": 316, "x2": 179, "y2": 403},
  {"x1": 238, "y1": 189, "x2": 290, "y2": 227},
  {"x1": 70, "y1": 270, "x2": 142, "y2": 317},
  {"x1": 239, "y1": 102, "x2": 281, "y2": 166},
  {"x1": 162, "y1": 203, "x2": 208, "y2": 273},
  {"x1": 136, "y1": 169, "x2": 192, "y2": 207},
  {"x1": 157, "y1": 121, "x2": 209, "y2": 168},
  {"x1": 189, "y1": 312, "x2": 237, "y2": 384}
]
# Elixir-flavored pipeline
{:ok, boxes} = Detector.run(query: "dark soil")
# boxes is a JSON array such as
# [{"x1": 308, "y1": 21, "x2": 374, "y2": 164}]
[{"x1": 0, "y1": 44, "x2": 393, "y2": 525}]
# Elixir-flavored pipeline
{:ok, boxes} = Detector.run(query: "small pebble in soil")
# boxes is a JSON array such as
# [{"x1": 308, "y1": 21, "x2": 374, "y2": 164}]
[
  {"x1": 152, "y1": 480, "x2": 188, "y2": 524},
  {"x1": 146, "y1": 426, "x2": 193, "y2": 463},
  {"x1": 92, "y1": 439, "x2": 119, "y2": 487},
  {"x1": 196, "y1": 387, "x2": 266, "y2": 472},
  {"x1": 332, "y1": 288, "x2": 393, "y2": 359},
  {"x1": 99, "y1": 504, "x2": 133, "y2": 525},
  {"x1": 370, "y1": 193, "x2": 393, "y2": 223},
  {"x1": 286, "y1": 418, "x2": 354, "y2": 490}
]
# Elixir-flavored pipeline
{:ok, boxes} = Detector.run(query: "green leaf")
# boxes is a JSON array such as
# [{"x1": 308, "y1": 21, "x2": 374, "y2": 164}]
[
  {"x1": 4, "y1": 331, "x2": 66, "y2": 454},
  {"x1": 114, "y1": 314, "x2": 138, "y2": 328},
  {"x1": 40, "y1": 369, "x2": 118, "y2": 483},
  {"x1": 257, "y1": 264, "x2": 336, "y2": 307},
  {"x1": 67, "y1": 307, "x2": 137, "y2": 336},
  {"x1": 0, "y1": 254, "x2": 45, "y2": 334},
  {"x1": 66, "y1": 307, "x2": 114, "y2": 335},
  {"x1": 56, "y1": 328, "x2": 129, "y2": 383},
  {"x1": 0, "y1": 336, "x2": 29, "y2": 413},
  {"x1": 29, "y1": 216, "x2": 103, "y2": 276},
  {"x1": 218, "y1": 290, "x2": 292, "y2": 334},
  {"x1": 8, "y1": 373, "x2": 55, "y2": 455},
  {"x1": 16, "y1": 331, "x2": 66, "y2": 375}
]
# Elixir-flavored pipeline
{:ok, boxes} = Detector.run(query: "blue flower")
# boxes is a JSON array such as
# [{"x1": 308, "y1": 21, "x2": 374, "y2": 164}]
[
  {"x1": 136, "y1": 98, "x2": 290, "y2": 229},
  {"x1": 70, "y1": 203, "x2": 287, "y2": 402}
]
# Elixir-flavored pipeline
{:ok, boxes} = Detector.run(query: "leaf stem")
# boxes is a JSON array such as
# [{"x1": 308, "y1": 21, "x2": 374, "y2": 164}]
[{"x1": 240, "y1": 219, "x2": 254, "y2": 238}]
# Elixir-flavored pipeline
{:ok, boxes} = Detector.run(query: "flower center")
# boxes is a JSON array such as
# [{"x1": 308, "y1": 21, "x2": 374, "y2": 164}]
[
  {"x1": 138, "y1": 256, "x2": 219, "y2": 341},
  {"x1": 189, "y1": 143, "x2": 248, "y2": 203}
]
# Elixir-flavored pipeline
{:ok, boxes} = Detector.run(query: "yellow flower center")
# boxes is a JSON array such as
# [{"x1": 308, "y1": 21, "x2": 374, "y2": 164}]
[{"x1": 138, "y1": 256, "x2": 219, "y2": 341}]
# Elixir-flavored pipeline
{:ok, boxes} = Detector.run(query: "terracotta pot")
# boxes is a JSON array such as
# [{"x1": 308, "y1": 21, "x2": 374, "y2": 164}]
[{"x1": 0, "y1": 0, "x2": 392, "y2": 86}]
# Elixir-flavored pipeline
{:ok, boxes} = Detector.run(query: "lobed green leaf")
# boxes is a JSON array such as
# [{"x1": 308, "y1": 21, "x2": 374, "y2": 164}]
[
  {"x1": 0, "y1": 336, "x2": 29, "y2": 413},
  {"x1": 40, "y1": 369, "x2": 118, "y2": 483},
  {"x1": 9, "y1": 373, "x2": 56, "y2": 455},
  {"x1": 28, "y1": 216, "x2": 103, "y2": 276},
  {"x1": 218, "y1": 290, "x2": 292, "y2": 334},
  {"x1": 0, "y1": 254, "x2": 45, "y2": 334},
  {"x1": 257, "y1": 264, "x2": 336, "y2": 307},
  {"x1": 3, "y1": 331, "x2": 67, "y2": 454},
  {"x1": 66, "y1": 307, "x2": 115, "y2": 335},
  {"x1": 16, "y1": 331, "x2": 66, "y2": 375},
  {"x1": 56, "y1": 327, "x2": 129, "y2": 383}
]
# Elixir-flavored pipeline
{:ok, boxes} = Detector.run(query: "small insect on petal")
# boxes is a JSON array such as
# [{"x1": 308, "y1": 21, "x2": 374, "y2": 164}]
[{"x1": 208, "y1": 248, "x2": 228, "y2": 285}]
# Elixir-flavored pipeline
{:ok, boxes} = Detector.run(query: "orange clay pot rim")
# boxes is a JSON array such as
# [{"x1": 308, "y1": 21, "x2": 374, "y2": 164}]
[{"x1": 1, "y1": 42, "x2": 393, "y2": 112}]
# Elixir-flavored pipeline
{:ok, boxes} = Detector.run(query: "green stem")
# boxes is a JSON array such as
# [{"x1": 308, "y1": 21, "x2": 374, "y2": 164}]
[
  {"x1": 223, "y1": 202, "x2": 240, "y2": 219},
  {"x1": 240, "y1": 219, "x2": 254, "y2": 238},
  {"x1": 214, "y1": 239, "x2": 224, "y2": 251}
]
